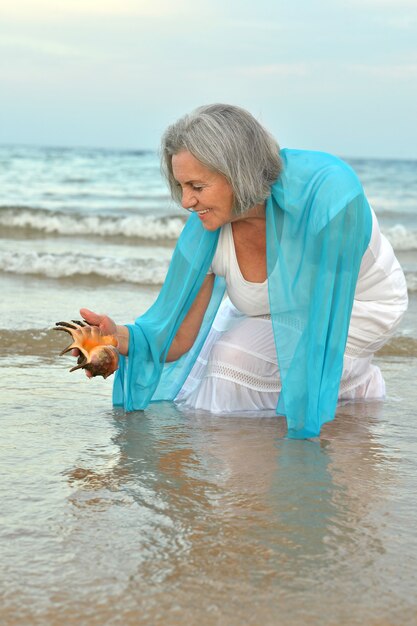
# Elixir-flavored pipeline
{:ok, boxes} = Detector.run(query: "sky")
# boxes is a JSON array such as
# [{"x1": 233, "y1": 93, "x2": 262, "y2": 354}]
[{"x1": 1, "y1": 0, "x2": 417, "y2": 158}]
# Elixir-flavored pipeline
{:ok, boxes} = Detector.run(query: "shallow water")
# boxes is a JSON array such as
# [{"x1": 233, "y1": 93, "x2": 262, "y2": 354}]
[
  {"x1": 1, "y1": 147, "x2": 417, "y2": 624},
  {"x1": 1, "y1": 346, "x2": 417, "y2": 625}
]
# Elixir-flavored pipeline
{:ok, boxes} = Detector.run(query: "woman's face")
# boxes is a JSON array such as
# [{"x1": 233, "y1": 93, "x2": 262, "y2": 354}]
[{"x1": 171, "y1": 150, "x2": 235, "y2": 231}]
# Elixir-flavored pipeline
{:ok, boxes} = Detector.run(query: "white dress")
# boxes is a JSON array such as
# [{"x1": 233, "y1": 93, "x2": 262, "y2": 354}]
[{"x1": 175, "y1": 210, "x2": 408, "y2": 413}]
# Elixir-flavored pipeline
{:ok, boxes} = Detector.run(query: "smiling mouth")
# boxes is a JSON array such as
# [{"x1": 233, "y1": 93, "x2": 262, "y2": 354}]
[{"x1": 186, "y1": 207, "x2": 211, "y2": 216}]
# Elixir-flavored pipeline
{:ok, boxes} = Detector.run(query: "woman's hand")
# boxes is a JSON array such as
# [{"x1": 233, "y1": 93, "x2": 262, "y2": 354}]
[
  {"x1": 79, "y1": 308, "x2": 117, "y2": 336},
  {"x1": 72, "y1": 308, "x2": 128, "y2": 378}
]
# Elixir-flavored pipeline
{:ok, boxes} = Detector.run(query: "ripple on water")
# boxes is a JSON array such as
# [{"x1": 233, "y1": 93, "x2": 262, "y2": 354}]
[{"x1": 1, "y1": 356, "x2": 417, "y2": 625}]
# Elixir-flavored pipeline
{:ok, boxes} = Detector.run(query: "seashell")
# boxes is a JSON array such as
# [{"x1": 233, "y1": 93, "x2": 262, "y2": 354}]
[{"x1": 53, "y1": 319, "x2": 119, "y2": 379}]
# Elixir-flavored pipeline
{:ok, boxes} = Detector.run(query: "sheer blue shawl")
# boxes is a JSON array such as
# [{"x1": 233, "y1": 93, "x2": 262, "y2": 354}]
[{"x1": 113, "y1": 149, "x2": 372, "y2": 438}]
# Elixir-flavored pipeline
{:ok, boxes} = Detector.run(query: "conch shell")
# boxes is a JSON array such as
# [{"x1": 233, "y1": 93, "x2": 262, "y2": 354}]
[{"x1": 54, "y1": 320, "x2": 119, "y2": 378}]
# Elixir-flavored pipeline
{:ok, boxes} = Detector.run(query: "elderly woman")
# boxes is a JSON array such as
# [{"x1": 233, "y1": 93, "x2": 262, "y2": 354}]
[{"x1": 80, "y1": 104, "x2": 408, "y2": 438}]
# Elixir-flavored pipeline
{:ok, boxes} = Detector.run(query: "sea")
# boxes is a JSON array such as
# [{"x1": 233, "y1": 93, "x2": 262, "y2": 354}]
[{"x1": 1, "y1": 145, "x2": 417, "y2": 625}]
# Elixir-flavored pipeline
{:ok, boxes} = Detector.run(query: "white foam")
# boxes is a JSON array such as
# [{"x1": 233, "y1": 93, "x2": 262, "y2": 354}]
[
  {"x1": 0, "y1": 250, "x2": 168, "y2": 285},
  {"x1": 1, "y1": 249, "x2": 416, "y2": 293},
  {"x1": 405, "y1": 271, "x2": 417, "y2": 293},
  {"x1": 382, "y1": 224, "x2": 417, "y2": 251},
  {"x1": 0, "y1": 207, "x2": 184, "y2": 240},
  {"x1": 2, "y1": 207, "x2": 417, "y2": 251}
]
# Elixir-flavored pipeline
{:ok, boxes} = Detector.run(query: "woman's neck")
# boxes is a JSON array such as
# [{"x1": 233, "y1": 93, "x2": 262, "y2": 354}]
[{"x1": 231, "y1": 201, "x2": 266, "y2": 227}]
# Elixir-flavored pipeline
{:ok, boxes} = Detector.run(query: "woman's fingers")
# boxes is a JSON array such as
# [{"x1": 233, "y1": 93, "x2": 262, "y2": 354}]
[
  {"x1": 79, "y1": 308, "x2": 103, "y2": 326},
  {"x1": 79, "y1": 307, "x2": 117, "y2": 336}
]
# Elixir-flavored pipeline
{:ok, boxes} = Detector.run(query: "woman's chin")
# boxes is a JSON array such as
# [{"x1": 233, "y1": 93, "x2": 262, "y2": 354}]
[
  {"x1": 199, "y1": 214, "x2": 225, "y2": 231},
  {"x1": 202, "y1": 221, "x2": 220, "y2": 231}
]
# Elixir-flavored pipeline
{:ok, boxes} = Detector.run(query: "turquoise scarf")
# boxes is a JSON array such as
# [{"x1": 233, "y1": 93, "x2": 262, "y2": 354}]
[{"x1": 113, "y1": 149, "x2": 372, "y2": 438}]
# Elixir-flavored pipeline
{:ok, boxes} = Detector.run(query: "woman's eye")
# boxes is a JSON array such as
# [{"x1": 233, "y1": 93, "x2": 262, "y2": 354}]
[{"x1": 192, "y1": 185, "x2": 203, "y2": 192}]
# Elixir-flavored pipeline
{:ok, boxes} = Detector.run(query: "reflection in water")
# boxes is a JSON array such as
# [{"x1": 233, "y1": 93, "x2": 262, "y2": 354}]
[{"x1": 55, "y1": 399, "x2": 415, "y2": 625}]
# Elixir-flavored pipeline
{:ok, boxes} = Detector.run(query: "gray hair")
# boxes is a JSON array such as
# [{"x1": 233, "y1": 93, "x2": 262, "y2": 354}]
[{"x1": 160, "y1": 103, "x2": 282, "y2": 215}]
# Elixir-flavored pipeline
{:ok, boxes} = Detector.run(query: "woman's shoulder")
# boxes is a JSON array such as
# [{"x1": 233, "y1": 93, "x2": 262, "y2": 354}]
[
  {"x1": 278, "y1": 148, "x2": 359, "y2": 186},
  {"x1": 271, "y1": 148, "x2": 365, "y2": 232}
]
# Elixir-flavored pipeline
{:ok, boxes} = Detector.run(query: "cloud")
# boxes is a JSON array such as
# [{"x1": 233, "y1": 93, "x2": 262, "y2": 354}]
[
  {"x1": 348, "y1": 63, "x2": 417, "y2": 79},
  {"x1": 378, "y1": 15, "x2": 417, "y2": 29},
  {"x1": 0, "y1": 35, "x2": 86, "y2": 59},
  {"x1": 347, "y1": 0, "x2": 417, "y2": 6},
  {"x1": 0, "y1": 0, "x2": 193, "y2": 19},
  {"x1": 236, "y1": 63, "x2": 308, "y2": 77}
]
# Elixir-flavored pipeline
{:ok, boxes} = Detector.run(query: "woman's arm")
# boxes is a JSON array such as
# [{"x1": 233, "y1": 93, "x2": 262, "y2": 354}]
[
  {"x1": 78, "y1": 272, "x2": 215, "y2": 367},
  {"x1": 115, "y1": 324, "x2": 129, "y2": 356},
  {"x1": 165, "y1": 273, "x2": 215, "y2": 362}
]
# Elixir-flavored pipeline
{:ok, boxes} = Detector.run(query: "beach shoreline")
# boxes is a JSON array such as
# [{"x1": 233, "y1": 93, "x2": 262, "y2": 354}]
[{"x1": 1, "y1": 147, "x2": 416, "y2": 625}]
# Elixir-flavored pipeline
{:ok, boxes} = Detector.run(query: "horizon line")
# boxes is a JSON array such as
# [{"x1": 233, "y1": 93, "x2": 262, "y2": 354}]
[{"x1": 0, "y1": 141, "x2": 416, "y2": 163}]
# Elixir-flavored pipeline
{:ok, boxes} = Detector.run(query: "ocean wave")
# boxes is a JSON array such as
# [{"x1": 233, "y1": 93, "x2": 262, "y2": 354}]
[
  {"x1": 377, "y1": 335, "x2": 417, "y2": 358},
  {"x1": 1, "y1": 246, "x2": 417, "y2": 291},
  {"x1": 404, "y1": 271, "x2": 417, "y2": 293},
  {"x1": 0, "y1": 250, "x2": 169, "y2": 285},
  {"x1": 0, "y1": 206, "x2": 185, "y2": 241},
  {"x1": 2, "y1": 328, "x2": 416, "y2": 359},
  {"x1": 0, "y1": 329, "x2": 60, "y2": 358},
  {"x1": 2, "y1": 205, "x2": 417, "y2": 251},
  {"x1": 382, "y1": 225, "x2": 417, "y2": 251}
]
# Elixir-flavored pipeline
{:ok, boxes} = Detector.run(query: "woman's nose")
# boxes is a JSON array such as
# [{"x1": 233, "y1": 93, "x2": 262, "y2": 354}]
[{"x1": 181, "y1": 188, "x2": 197, "y2": 210}]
